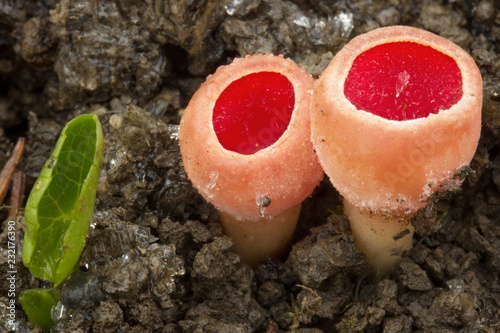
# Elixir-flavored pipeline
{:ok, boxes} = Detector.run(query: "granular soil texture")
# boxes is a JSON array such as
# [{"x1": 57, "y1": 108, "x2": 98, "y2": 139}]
[{"x1": 1, "y1": 0, "x2": 500, "y2": 332}]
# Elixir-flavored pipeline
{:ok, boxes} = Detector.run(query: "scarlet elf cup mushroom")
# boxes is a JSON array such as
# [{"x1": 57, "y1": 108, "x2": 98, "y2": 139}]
[
  {"x1": 311, "y1": 26, "x2": 482, "y2": 273},
  {"x1": 179, "y1": 54, "x2": 323, "y2": 267}
]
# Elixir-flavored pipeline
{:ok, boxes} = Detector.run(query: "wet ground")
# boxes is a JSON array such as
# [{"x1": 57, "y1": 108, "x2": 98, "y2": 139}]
[{"x1": 1, "y1": 0, "x2": 500, "y2": 332}]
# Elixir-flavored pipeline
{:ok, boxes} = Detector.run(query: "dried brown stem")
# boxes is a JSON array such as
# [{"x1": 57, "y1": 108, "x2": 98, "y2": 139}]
[
  {"x1": 0, "y1": 137, "x2": 26, "y2": 206},
  {"x1": 8, "y1": 170, "x2": 26, "y2": 217}
]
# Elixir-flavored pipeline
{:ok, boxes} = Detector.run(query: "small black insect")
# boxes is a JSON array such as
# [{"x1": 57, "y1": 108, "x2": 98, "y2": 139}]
[{"x1": 393, "y1": 229, "x2": 411, "y2": 241}]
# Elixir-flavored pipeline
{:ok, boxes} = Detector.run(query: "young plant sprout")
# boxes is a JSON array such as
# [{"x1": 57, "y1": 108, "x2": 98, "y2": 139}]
[
  {"x1": 311, "y1": 26, "x2": 482, "y2": 273},
  {"x1": 179, "y1": 54, "x2": 323, "y2": 267}
]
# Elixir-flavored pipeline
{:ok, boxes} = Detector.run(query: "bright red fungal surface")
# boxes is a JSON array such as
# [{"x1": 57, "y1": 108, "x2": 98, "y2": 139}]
[
  {"x1": 344, "y1": 42, "x2": 463, "y2": 121},
  {"x1": 213, "y1": 72, "x2": 295, "y2": 154}
]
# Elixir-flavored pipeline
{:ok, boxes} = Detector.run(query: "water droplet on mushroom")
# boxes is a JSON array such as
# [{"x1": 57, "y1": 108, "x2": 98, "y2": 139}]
[
  {"x1": 396, "y1": 71, "x2": 410, "y2": 98},
  {"x1": 207, "y1": 171, "x2": 218, "y2": 190}
]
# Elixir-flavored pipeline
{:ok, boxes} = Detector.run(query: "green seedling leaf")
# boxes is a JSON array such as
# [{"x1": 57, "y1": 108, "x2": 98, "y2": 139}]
[
  {"x1": 19, "y1": 288, "x2": 59, "y2": 332},
  {"x1": 22, "y1": 114, "x2": 103, "y2": 286}
]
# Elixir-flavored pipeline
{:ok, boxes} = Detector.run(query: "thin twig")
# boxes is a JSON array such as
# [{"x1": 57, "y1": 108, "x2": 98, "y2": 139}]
[
  {"x1": 8, "y1": 170, "x2": 26, "y2": 217},
  {"x1": 0, "y1": 137, "x2": 25, "y2": 206}
]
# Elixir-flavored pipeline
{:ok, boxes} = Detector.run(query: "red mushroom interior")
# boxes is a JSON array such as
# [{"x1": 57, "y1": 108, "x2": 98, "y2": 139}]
[
  {"x1": 213, "y1": 71, "x2": 294, "y2": 155},
  {"x1": 344, "y1": 42, "x2": 463, "y2": 121}
]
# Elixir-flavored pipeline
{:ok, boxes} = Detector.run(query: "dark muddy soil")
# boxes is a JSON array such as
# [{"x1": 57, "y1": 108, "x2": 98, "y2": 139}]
[{"x1": 1, "y1": 0, "x2": 500, "y2": 332}]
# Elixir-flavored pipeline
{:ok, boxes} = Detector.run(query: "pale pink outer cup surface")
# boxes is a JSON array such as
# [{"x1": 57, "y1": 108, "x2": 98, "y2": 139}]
[
  {"x1": 180, "y1": 54, "x2": 324, "y2": 218},
  {"x1": 311, "y1": 26, "x2": 482, "y2": 214}
]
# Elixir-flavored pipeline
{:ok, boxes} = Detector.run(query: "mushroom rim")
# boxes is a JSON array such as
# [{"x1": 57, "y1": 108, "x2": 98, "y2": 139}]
[
  {"x1": 179, "y1": 53, "x2": 322, "y2": 218},
  {"x1": 310, "y1": 26, "x2": 482, "y2": 214},
  {"x1": 317, "y1": 25, "x2": 482, "y2": 130},
  {"x1": 200, "y1": 54, "x2": 314, "y2": 161}
]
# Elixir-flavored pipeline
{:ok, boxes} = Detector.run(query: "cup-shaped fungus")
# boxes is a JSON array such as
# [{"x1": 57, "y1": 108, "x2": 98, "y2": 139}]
[
  {"x1": 311, "y1": 26, "x2": 482, "y2": 273},
  {"x1": 179, "y1": 54, "x2": 323, "y2": 267}
]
